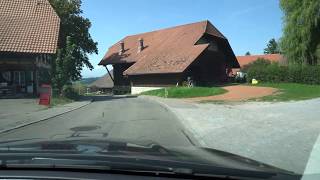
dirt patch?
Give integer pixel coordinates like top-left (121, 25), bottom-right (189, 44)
top-left (186, 85), bottom-right (278, 102)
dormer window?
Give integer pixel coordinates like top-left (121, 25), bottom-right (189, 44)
top-left (196, 35), bottom-right (218, 52)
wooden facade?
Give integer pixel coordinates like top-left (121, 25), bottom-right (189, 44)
top-left (0, 0), bottom-right (60, 97)
top-left (127, 50), bottom-right (228, 87)
top-left (0, 53), bottom-right (51, 96)
top-left (129, 73), bottom-right (183, 87)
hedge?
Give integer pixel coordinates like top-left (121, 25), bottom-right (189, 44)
top-left (245, 59), bottom-right (320, 85)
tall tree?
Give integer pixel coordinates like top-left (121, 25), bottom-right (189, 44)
top-left (264, 38), bottom-right (280, 54)
top-left (280, 0), bottom-right (320, 65)
top-left (49, 0), bottom-right (98, 93)
top-left (245, 51), bottom-right (251, 56)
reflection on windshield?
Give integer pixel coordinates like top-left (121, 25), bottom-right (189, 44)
top-left (0, 0), bottom-right (319, 179)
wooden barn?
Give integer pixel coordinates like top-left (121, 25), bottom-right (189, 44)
top-left (0, 0), bottom-right (60, 97)
top-left (99, 20), bottom-right (240, 94)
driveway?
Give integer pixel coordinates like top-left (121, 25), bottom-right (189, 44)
top-left (144, 96), bottom-right (320, 174)
top-left (187, 85), bottom-right (278, 102)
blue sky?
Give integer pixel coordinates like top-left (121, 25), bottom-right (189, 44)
top-left (81, 0), bottom-right (283, 78)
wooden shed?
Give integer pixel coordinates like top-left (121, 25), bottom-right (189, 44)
top-left (0, 0), bottom-right (60, 97)
top-left (99, 20), bottom-right (240, 94)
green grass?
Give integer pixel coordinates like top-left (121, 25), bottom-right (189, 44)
top-left (253, 83), bottom-right (320, 101)
top-left (50, 96), bottom-right (74, 107)
top-left (141, 87), bottom-right (227, 98)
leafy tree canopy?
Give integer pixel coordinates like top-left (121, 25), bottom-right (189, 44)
top-left (49, 0), bottom-right (98, 92)
top-left (245, 51), bottom-right (251, 56)
top-left (280, 0), bottom-right (320, 65)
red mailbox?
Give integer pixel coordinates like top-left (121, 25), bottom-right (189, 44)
top-left (39, 84), bottom-right (51, 106)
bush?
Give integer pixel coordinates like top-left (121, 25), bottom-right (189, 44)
top-left (287, 65), bottom-right (302, 83)
top-left (62, 85), bottom-right (79, 99)
top-left (242, 58), bottom-right (271, 73)
top-left (246, 60), bottom-right (320, 84)
top-left (72, 82), bottom-right (87, 95)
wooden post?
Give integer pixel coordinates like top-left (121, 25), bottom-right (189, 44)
top-left (105, 65), bottom-right (114, 82)
top-left (33, 70), bottom-right (37, 96)
top-left (24, 71), bottom-right (27, 93)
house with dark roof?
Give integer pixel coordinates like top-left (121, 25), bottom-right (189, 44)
top-left (89, 71), bottom-right (114, 94)
top-left (99, 20), bottom-right (240, 94)
top-left (0, 0), bottom-right (60, 96)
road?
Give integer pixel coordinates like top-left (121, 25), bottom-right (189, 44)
top-left (0, 96), bottom-right (194, 148)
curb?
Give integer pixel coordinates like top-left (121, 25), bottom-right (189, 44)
top-left (139, 96), bottom-right (203, 147)
top-left (0, 100), bottom-right (93, 134)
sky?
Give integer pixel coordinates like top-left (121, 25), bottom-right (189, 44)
top-left (81, 0), bottom-right (283, 78)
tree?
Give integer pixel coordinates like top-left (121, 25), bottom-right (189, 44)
top-left (49, 0), bottom-right (98, 93)
top-left (52, 37), bottom-right (77, 92)
top-left (264, 38), bottom-right (280, 54)
top-left (245, 51), bottom-right (251, 56)
top-left (280, 0), bottom-right (320, 65)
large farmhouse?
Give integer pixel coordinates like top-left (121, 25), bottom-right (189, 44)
top-left (99, 20), bottom-right (240, 94)
top-left (0, 0), bottom-right (60, 96)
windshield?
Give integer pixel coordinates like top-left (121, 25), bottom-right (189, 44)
top-left (0, 0), bottom-right (319, 179)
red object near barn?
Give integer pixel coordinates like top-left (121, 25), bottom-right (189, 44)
top-left (39, 84), bottom-right (51, 106)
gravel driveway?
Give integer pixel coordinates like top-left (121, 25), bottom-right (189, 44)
top-left (143, 96), bottom-right (320, 174)
top-left (187, 85), bottom-right (278, 102)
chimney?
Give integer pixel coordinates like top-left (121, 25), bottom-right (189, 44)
top-left (138, 38), bottom-right (144, 53)
top-left (119, 41), bottom-right (125, 55)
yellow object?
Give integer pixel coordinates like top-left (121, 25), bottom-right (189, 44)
top-left (252, 79), bottom-right (259, 85)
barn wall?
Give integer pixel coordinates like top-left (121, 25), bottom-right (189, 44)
top-left (131, 87), bottom-right (163, 94)
top-left (185, 50), bottom-right (227, 86)
top-left (129, 73), bottom-right (183, 87)
top-left (0, 53), bottom-right (52, 95)
top-left (113, 63), bottom-right (133, 87)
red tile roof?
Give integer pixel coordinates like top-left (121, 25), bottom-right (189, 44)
top-left (236, 54), bottom-right (284, 67)
top-left (99, 20), bottom-right (238, 75)
top-left (228, 54), bottom-right (285, 76)
top-left (0, 0), bottom-right (60, 54)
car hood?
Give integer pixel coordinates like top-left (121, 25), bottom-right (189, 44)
top-left (0, 136), bottom-right (296, 176)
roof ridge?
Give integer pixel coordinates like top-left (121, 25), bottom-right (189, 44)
top-left (237, 54), bottom-right (281, 57)
top-left (204, 20), bottom-right (209, 34)
top-left (204, 20), bottom-right (226, 39)
top-left (126, 20), bottom-right (208, 38)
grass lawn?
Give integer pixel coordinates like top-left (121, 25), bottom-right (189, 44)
top-left (141, 87), bottom-right (227, 98)
top-left (50, 96), bottom-right (74, 107)
top-left (254, 83), bottom-right (320, 101)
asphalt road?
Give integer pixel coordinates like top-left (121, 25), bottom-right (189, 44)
top-left (0, 96), bottom-right (194, 148)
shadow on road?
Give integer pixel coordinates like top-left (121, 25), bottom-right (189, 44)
top-left (79, 95), bottom-right (138, 102)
